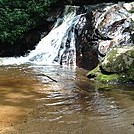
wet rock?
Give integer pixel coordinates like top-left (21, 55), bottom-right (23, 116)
top-left (75, 11), bottom-right (99, 70)
top-left (75, 3), bottom-right (132, 70)
top-left (96, 4), bottom-right (132, 56)
top-left (124, 2), bottom-right (134, 43)
top-left (87, 46), bottom-right (134, 83)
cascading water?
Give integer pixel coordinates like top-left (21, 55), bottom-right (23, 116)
top-left (0, 6), bottom-right (82, 66)
top-left (27, 6), bottom-right (82, 65)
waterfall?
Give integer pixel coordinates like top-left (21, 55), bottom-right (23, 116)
top-left (0, 6), bottom-right (82, 65)
top-left (0, 3), bottom-right (132, 68)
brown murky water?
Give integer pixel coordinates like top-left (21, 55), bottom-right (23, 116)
top-left (0, 64), bottom-right (134, 134)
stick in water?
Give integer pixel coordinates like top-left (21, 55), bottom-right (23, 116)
top-left (37, 74), bottom-right (57, 82)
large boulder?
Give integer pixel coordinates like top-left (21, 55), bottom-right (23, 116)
top-left (101, 47), bottom-right (134, 72)
top-left (75, 3), bottom-right (132, 70)
top-left (87, 46), bottom-right (134, 83)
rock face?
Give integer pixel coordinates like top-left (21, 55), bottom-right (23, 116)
top-left (86, 2), bottom-right (134, 83)
top-left (75, 11), bottom-right (99, 70)
top-left (95, 4), bottom-right (132, 56)
top-left (87, 46), bottom-right (134, 83)
top-left (75, 3), bottom-right (132, 69)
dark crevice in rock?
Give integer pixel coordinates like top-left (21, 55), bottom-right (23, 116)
top-left (99, 66), bottom-right (115, 75)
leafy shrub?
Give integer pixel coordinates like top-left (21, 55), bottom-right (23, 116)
top-left (0, 0), bottom-right (57, 44)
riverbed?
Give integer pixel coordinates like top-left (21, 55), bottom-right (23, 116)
top-left (0, 64), bottom-right (134, 134)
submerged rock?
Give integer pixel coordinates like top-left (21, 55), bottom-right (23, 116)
top-left (87, 46), bottom-right (134, 83)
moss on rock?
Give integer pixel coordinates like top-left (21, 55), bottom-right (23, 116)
top-left (87, 46), bottom-right (134, 83)
top-left (101, 47), bottom-right (134, 73)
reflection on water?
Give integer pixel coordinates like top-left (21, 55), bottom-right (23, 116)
top-left (0, 65), bottom-right (134, 134)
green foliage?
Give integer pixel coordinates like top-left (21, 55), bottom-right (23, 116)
top-left (0, 0), bottom-right (57, 44)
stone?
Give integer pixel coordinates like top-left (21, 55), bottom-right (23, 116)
top-left (87, 46), bottom-right (134, 83)
top-left (95, 4), bottom-right (132, 56)
top-left (101, 46), bottom-right (134, 73)
top-left (75, 3), bottom-right (132, 70)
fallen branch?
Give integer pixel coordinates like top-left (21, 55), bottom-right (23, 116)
top-left (37, 74), bottom-right (57, 82)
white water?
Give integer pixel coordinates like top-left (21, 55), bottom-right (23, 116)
top-left (0, 6), bottom-right (81, 66)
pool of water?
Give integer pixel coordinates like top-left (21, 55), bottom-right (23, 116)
top-left (0, 64), bottom-right (134, 134)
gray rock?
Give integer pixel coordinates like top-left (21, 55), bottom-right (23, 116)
top-left (101, 46), bottom-right (134, 73)
top-left (87, 46), bottom-right (134, 83)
